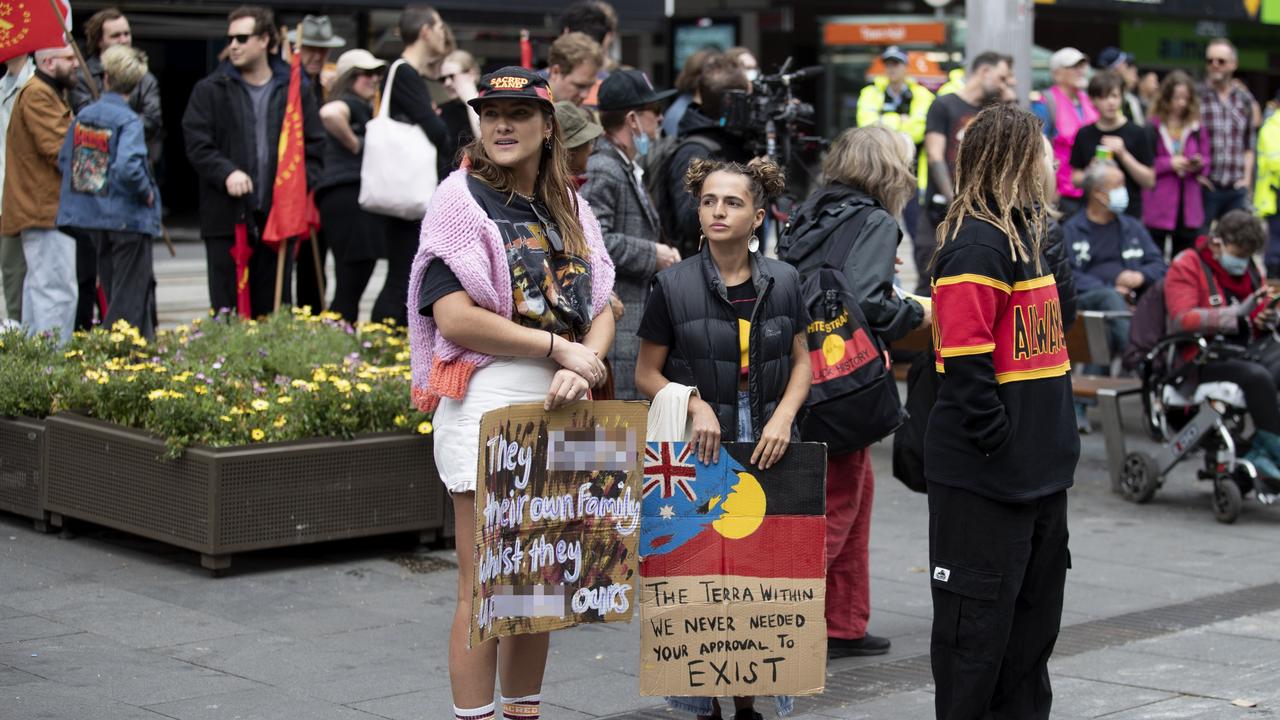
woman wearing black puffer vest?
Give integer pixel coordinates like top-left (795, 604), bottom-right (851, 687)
top-left (634, 156), bottom-right (811, 720)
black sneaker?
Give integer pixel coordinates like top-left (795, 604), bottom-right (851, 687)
top-left (732, 710), bottom-right (763, 720)
top-left (828, 633), bottom-right (891, 658)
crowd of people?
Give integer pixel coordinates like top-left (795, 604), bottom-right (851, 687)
top-left (3, 3), bottom-right (1280, 719)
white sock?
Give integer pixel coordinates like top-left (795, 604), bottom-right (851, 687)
top-left (454, 703), bottom-right (495, 720)
top-left (500, 693), bottom-right (541, 719)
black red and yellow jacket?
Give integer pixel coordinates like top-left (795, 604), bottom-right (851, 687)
top-left (925, 217), bottom-right (1079, 501)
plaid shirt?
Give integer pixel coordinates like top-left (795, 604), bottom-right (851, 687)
top-left (1200, 82), bottom-right (1258, 186)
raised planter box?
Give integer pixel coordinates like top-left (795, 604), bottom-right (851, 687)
top-left (0, 417), bottom-right (50, 530)
top-left (43, 414), bottom-right (443, 573)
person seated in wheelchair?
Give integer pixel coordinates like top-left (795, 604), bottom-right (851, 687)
top-left (1164, 209), bottom-right (1280, 486)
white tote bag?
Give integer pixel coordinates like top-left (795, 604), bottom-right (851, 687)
top-left (359, 59), bottom-right (438, 220)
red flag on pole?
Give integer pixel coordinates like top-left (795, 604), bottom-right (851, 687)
top-left (261, 47), bottom-right (309, 250)
top-left (0, 0), bottom-right (73, 64)
top-left (520, 29), bottom-right (533, 70)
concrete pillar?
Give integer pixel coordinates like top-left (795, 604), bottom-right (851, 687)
top-left (964, 0), bottom-right (1034, 105)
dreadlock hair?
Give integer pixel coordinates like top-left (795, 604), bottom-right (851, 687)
top-left (937, 103), bottom-right (1050, 272)
top-left (684, 157), bottom-right (786, 211)
top-left (463, 105), bottom-right (588, 257)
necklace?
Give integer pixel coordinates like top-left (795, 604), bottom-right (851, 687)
top-left (512, 189), bottom-right (535, 203)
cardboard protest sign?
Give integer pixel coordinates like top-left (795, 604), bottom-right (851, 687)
top-left (470, 401), bottom-right (648, 646)
top-left (639, 442), bottom-right (827, 697)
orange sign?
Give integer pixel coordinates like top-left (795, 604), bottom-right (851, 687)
top-left (824, 22), bottom-right (946, 47)
top-left (865, 53), bottom-right (946, 83)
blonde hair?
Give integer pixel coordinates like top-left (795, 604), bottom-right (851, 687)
top-left (821, 126), bottom-right (916, 217)
top-left (463, 107), bottom-right (588, 257)
top-left (938, 104), bottom-right (1050, 271)
top-left (444, 49), bottom-right (475, 73)
top-left (101, 45), bottom-right (148, 95)
top-left (548, 31), bottom-right (603, 74)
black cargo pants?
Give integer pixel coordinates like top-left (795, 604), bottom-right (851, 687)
top-left (927, 482), bottom-right (1070, 720)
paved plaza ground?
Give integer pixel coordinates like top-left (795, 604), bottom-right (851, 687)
top-left (3, 242), bottom-right (1280, 719)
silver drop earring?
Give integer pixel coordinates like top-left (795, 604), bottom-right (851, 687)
top-left (698, 234), bottom-right (706, 251)
top-left (748, 234), bottom-right (760, 253)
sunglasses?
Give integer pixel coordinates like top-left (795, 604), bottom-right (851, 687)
top-left (528, 200), bottom-right (564, 253)
top-left (227, 34), bottom-right (259, 45)
top-left (1206, 57), bottom-right (1230, 66)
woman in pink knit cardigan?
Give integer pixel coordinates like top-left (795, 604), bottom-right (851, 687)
top-left (407, 67), bottom-right (616, 720)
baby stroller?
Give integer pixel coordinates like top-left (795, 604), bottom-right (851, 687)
top-left (1119, 334), bottom-right (1279, 523)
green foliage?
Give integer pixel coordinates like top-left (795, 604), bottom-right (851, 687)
top-left (0, 310), bottom-right (430, 456)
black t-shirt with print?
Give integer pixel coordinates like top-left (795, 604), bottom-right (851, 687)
top-left (639, 279), bottom-right (762, 375)
top-left (417, 176), bottom-right (594, 339)
top-left (1069, 121), bottom-right (1155, 219)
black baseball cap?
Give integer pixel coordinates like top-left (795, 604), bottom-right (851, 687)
top-left (597, 69), bottom-right (678, 112)
top-left (468, 66), bottom-right (555, 111)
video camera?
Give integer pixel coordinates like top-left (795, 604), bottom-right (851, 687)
top-left (720, 58), bottom-right (824, 165)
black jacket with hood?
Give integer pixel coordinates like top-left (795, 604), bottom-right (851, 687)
top-left (182, 56), bottom-right (325, 238)
top-left (662, 106), bottom-right (751, 257)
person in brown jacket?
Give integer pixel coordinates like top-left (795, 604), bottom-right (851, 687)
top-left (1, 46), bottom-right (79, 341)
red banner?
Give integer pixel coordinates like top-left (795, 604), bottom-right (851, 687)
top-left (0, 0), bottom-right (73, 64)
top-left (261, 49), bottom-right (308, 249)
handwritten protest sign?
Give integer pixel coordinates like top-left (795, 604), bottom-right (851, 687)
top-left (639, 441), bottom-right (827, 696)
top-left (470, 401), bottom-right (648, 646)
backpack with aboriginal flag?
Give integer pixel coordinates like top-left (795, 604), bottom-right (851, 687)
top-left (780, 201), bottom-right (907, 456)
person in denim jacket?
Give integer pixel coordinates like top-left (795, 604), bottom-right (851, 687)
top-left (56, 45), bottom-right (160, 338)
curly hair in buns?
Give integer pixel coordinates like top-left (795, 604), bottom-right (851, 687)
top-left (684, 157), bottom-right (785, 210)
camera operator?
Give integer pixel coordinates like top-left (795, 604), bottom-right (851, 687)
top-left (656, 57), bottom-right (752, 258)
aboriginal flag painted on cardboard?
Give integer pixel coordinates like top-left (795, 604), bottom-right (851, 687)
top-left (639, 441), bottom-right (826, 579)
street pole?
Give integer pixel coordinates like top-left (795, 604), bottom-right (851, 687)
top-left (964, 0), bottom-right (1034, 106)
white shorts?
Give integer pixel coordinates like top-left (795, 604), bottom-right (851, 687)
top-left (432, 357), bottom-right (559, 493)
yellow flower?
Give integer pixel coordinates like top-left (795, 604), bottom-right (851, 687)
top-left (341, 402), bottom-right (352, 411)
top-left (333, 379), bottom-right (352, 394)
top-left (276, 395), bottom-right (292, 404)
top-left (251, 399), bottom-right (271, 412)
top-left (193, 385), bottom-right (208, 395)
top-left (272, 416), bottom-right (287, 428)
top-left (417, 421), bottom-right (433, 435)
top-left (97, 376), bottom-right (109, 384)
top-left (219, 415), bottom-right (232, 423)
top-left (312, 369), bottom-right (328, 383)
top-left (291, 379), bottom-right (312, 390)
top-left (251, 428), bottom-right (266, 441)
top-left (148, 389), bottom-right (167, 401)
top-left (394, 414), bottom-right (407, 427)
top-left (63, 349), bottom-right (82, 359)
top-left (108, 332), bottom-right (126, 343)
top-left (131, 337), bottom-right (147, 348)
top-left (125, 375), bottom-right (136, 383)
top-left (355, 382), bottom-right (372, 393)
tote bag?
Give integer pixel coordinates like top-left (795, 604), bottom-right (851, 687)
top-left (359, 59), bottom-right (438, 220)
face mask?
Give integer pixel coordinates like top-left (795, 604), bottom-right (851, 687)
top-left (1219, 252), bottom-right (1251, 276)
top-left (633, 126), bottom-right (651, 157)
top-left (1106, 186), bottom-right (1129, 215)
top-left (744, 69), bottom-right (759, 83)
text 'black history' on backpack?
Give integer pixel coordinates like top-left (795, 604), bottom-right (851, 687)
top-left (781, 200), bottom-right (907, 456)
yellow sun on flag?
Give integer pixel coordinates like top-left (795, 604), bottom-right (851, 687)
top-left (712, 471), bottom-right (767, 539)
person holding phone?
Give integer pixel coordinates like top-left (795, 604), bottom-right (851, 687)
top-left (1145, 71), bottom-right (1211, 258)
top-left (1164, 210), bottom-right (1280, 485)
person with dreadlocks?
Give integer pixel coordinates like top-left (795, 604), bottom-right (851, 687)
top-left (925, 103), bottom-right (1079, 720)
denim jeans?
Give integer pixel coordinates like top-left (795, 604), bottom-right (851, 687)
top-left (1076, 287), bottom-right (1130, 376)
top-left (1201, 184), bottom-right (1249, 232)
top-left (20, 227), bottom-right (78, 342)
